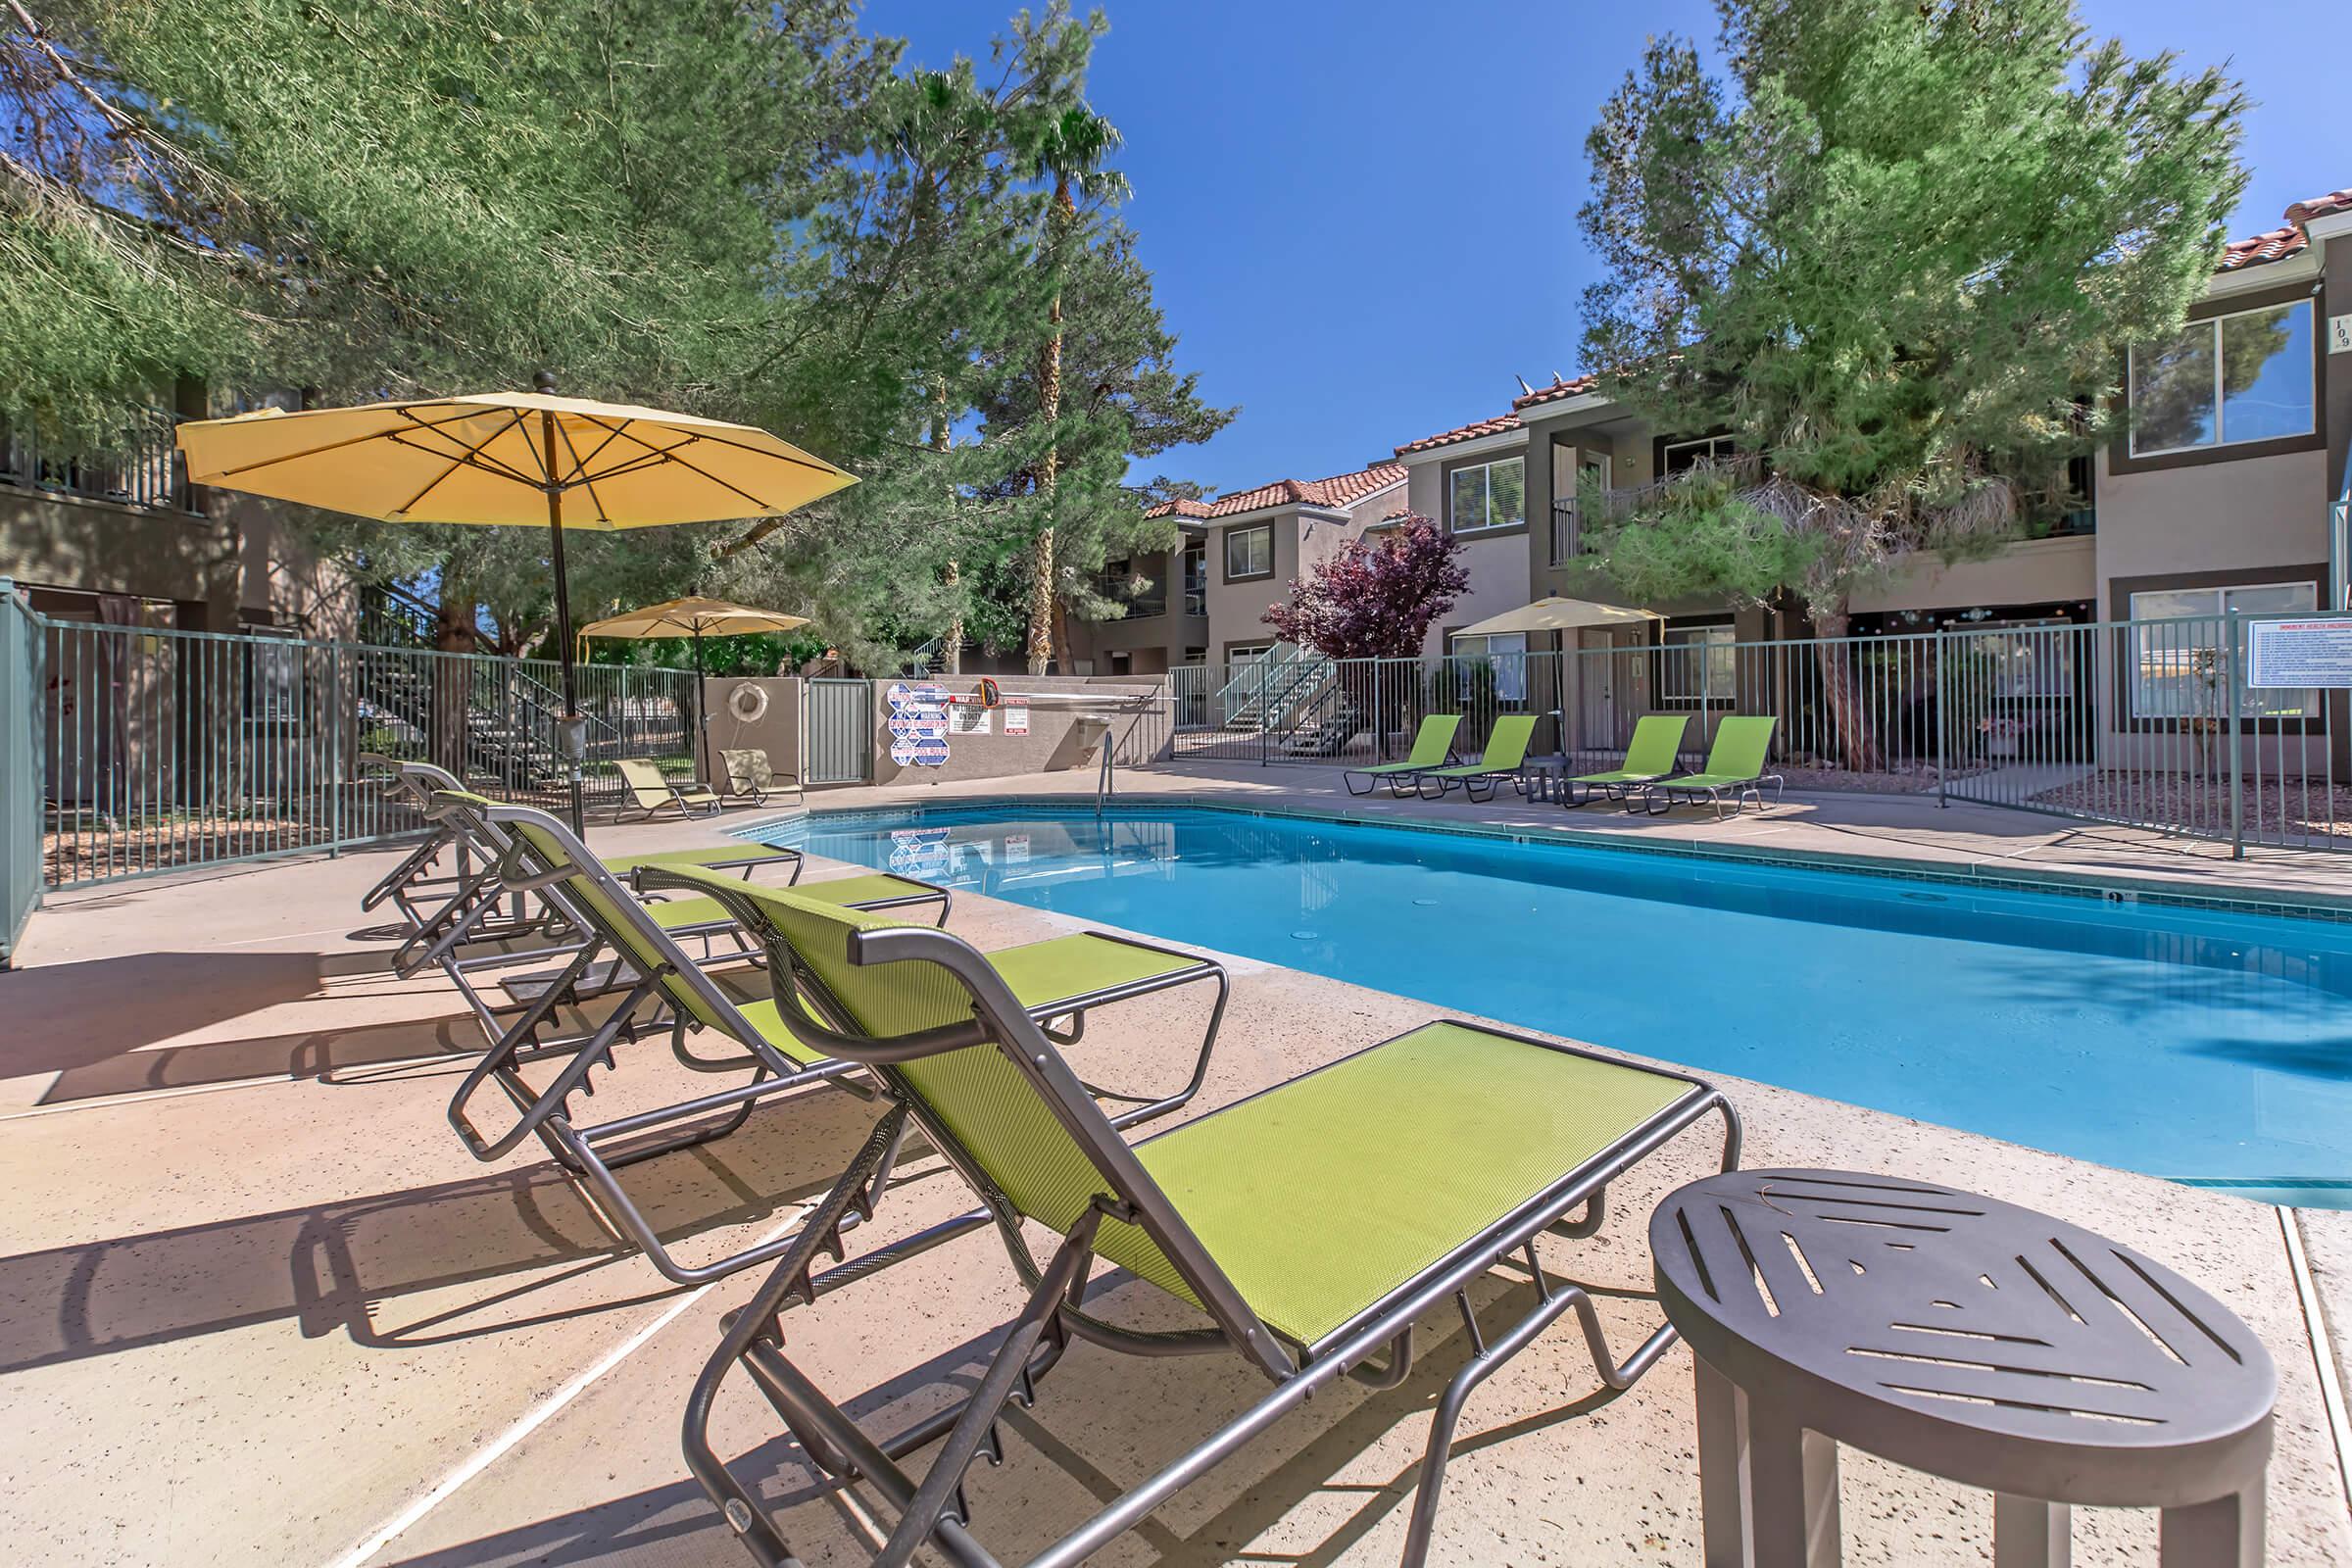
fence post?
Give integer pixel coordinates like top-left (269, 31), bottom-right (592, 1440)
top-left (1934, 628), bottom-right (1948, 808)
top-left (2226, 611), bottom-right (2244, 858)
top-left (1258, 657), bottom-right (1269, 766)
top-left (326, 642), bottom-right (343, 857)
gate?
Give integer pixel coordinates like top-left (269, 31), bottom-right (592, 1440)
top-left (806, 678), bottom-right (872, 785)
top-left (1, 581), bottom-right (38, 963)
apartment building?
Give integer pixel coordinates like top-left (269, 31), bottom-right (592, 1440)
top-left (1068, 461), bottom-right (1406, 673)
top-left (1362, 183), bottom-right (2352, 688)
top-left (1, 388), bottom-right (351, 637)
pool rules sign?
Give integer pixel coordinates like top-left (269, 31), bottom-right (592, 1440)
top-left (2247, 616), bottom-right (2352, 689)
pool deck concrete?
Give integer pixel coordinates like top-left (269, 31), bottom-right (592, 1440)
top-left (3, 771), bottom-right (2349, 1566)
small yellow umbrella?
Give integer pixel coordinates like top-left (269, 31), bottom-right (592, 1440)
top-left (1453, 596), bottom-right (1662, 637)
top-left (175, 374), bottom-right (855, 829)
top-left (576, 597), bottom-right (810, 765)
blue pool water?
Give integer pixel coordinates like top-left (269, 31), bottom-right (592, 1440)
top-left (745, 804), bottom-right (2352, 1204)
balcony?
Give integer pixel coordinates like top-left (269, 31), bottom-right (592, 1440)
top-left (1548, 500), bottom-right (1584, 564)
top-left (1097, 570), bottom-right (1168, 619)
top-left (1, 409), bottom-right (199, 515)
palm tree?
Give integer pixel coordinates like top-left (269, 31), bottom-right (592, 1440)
top-left (1020, 104), bottom-right (1127, 675)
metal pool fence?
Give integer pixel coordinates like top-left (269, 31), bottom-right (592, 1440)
top-left (1166, 614), bottom-right (2346, 856)
top-left (6, 595), bottom-right (699, 895)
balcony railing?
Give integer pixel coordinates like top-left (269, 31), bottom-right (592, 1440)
top-left (0, 409), bottom-right (198, 514)
top-left (1097, 571), bottom-right (1168, 619)
top-left (1549, 500), bottom-right (1583, 564)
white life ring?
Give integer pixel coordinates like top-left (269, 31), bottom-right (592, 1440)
top-left (729, 683), bottom-right (770, 723)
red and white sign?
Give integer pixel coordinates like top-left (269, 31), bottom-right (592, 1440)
top-left (1002, 702), bottom-right (1030, 736)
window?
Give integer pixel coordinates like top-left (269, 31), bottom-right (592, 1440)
top-left (1181, 540), bottom-right (1206, 614)
top-left (1448, 631), bottom-right (1528, 704)
top-left (1447, 457), bottom-right (1525, 534)
top-left (1226, 642), bottom-right (1271, 663)
top-left (1660, 623), bottom-right (1737, 703)
top-left (2127, 581), bottom-right (2318, 718)
top-left (1224, 523), bottom-right (1272, 579)
top-left (1662, 435), bottom-right (1739, 474)
top-left (2128, 301), bottom-right (2315, 457)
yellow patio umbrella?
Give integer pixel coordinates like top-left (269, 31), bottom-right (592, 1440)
top-left (575, 596), bottom-right (810, 766)
top-left (174, 373), bottom-right (855, 830)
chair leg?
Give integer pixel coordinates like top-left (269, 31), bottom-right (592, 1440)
top-left (1994, 1494), bottom-right (2071, 1568)
top-left (2160, 1486), bottom-right (2262, 1567)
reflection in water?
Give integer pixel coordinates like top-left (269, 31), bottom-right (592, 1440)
top-left (762, 806), bottom-right (2352, 1197)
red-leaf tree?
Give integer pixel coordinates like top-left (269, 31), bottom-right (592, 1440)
top-left (1263, 517), bottom-right (1469, 660)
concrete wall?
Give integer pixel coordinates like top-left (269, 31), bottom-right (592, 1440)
top-left (698, 675), bottom-right (802, 785)
top-left (866, 676), bottom-right (1170, 790)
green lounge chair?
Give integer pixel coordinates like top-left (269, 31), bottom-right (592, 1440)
top-left (437, 799), bottom-right (1229, 1286)
top-left (1639, 714), bottom-right (1784, 818)
top-left (1559, 713), bottom-right (1690, 808)
top-left (664, 867), bottom-right (1739, 1568)
top-left (382, 761), bottom-right (843, 977)
top-left (615, 757), bottom-right (723, 820)
top-left (405, 786), bottom-right (952, 1065)
top-left (1412, 711), bottom-right (1539, 802)
top-left (1341, 713), bottom-right (1461, 797)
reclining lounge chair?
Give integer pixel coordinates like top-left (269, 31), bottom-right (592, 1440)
top-left (1638, 715), bottom-right (1784, 819)
top-left (616, 757), bottom-right (724, 820)
top-left (665, 868), bottom-right (1740, 1568)
top-left (440, 803), bottom-right (1230, 1284)
top-left (1558, 713), bottom-right (1690, 808)
top-left (378, 760), bottom-right (844, 979)
top-left (721, 748), bottom-right (803, 808)
top-left (1341, 713), bottom-right (1460, 797)
top-left (1412, 711), bottom-right (1538, 803)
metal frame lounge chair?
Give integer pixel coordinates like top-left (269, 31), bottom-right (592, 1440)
top-left (1341, 713), bottom-right (1461, 797)
top-left (1638, 714), bottom-right (1785, 819)
top-left (720, 748), bottom-right (803, 808)
top-left (1558, 713), bottom-right (1690, 808)
top-left (377, 760), bottom-right (808, 973)
top-left (615, 756), bottom-right (724, 820)
top-left (441, 804), bottom-right (1229, 1286)
top-left (665, 868), bottom-right (1740, 1568)
top-left (1411, 711), bottom-right (1539, 803)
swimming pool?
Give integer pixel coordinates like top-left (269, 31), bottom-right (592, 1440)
top-left (741, 802), bottom-right (2352, 1205)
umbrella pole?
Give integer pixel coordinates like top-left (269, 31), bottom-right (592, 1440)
top-left (541, 401), bottom-right (585, 837)
top-left (693, 626), bottom-right (708, 782)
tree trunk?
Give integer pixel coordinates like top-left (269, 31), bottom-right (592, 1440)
top-left (1024, 174), bottom-right (1071, 677)
top-left (943, 560), bottom-right (962, 676)
top-left (1811, 601), bottom-right (1885, 774)
top-left (429, 582), bottom-right (479, 779)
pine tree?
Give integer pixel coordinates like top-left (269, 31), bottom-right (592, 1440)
top-left (1577, 0), bottom-right (2246, 767)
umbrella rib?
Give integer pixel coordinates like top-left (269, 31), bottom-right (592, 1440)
top-left (191, 404), bottom-right (487, 479)
top-left (384, 419), bottom-right (546, 491)
top-left (560, 426), bottom-right (781, 514)
top-left (390, 409), bottom-right (535, 516)
top-left (571, 411), bottom-right (845, 482)
top-left (549, 414), bottom-right (614, 522)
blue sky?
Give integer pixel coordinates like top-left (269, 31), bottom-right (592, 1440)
top-left (864, 0), bottom-right (2343, 496)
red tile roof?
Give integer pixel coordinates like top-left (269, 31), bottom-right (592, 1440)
top-left (1393, 412), bottom-right (1522, 457)
top-left (1511, 371), bottom-right (1601, 411)
top-left (1144, 496), bottom-right (1213, 519)
top-left (2219, 184), bottom-right (2351, 272)
top-left (1147, 462), bottom-right (1405, 520)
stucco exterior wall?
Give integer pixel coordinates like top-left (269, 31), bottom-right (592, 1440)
top-left (1202, 507), bottom-right (1293, 657)
top-left (2093, 445), bottom-right (2329, 593)
top-left (1848, 535), bottom-right (2097, 615)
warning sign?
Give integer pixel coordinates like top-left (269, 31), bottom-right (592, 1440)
top-left (950, 705), bottom-right (992, 736)
top-left (1002, 702), bottom-right (1030, 736)
top-left (2249, 617), bottom-right (2352, 689)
